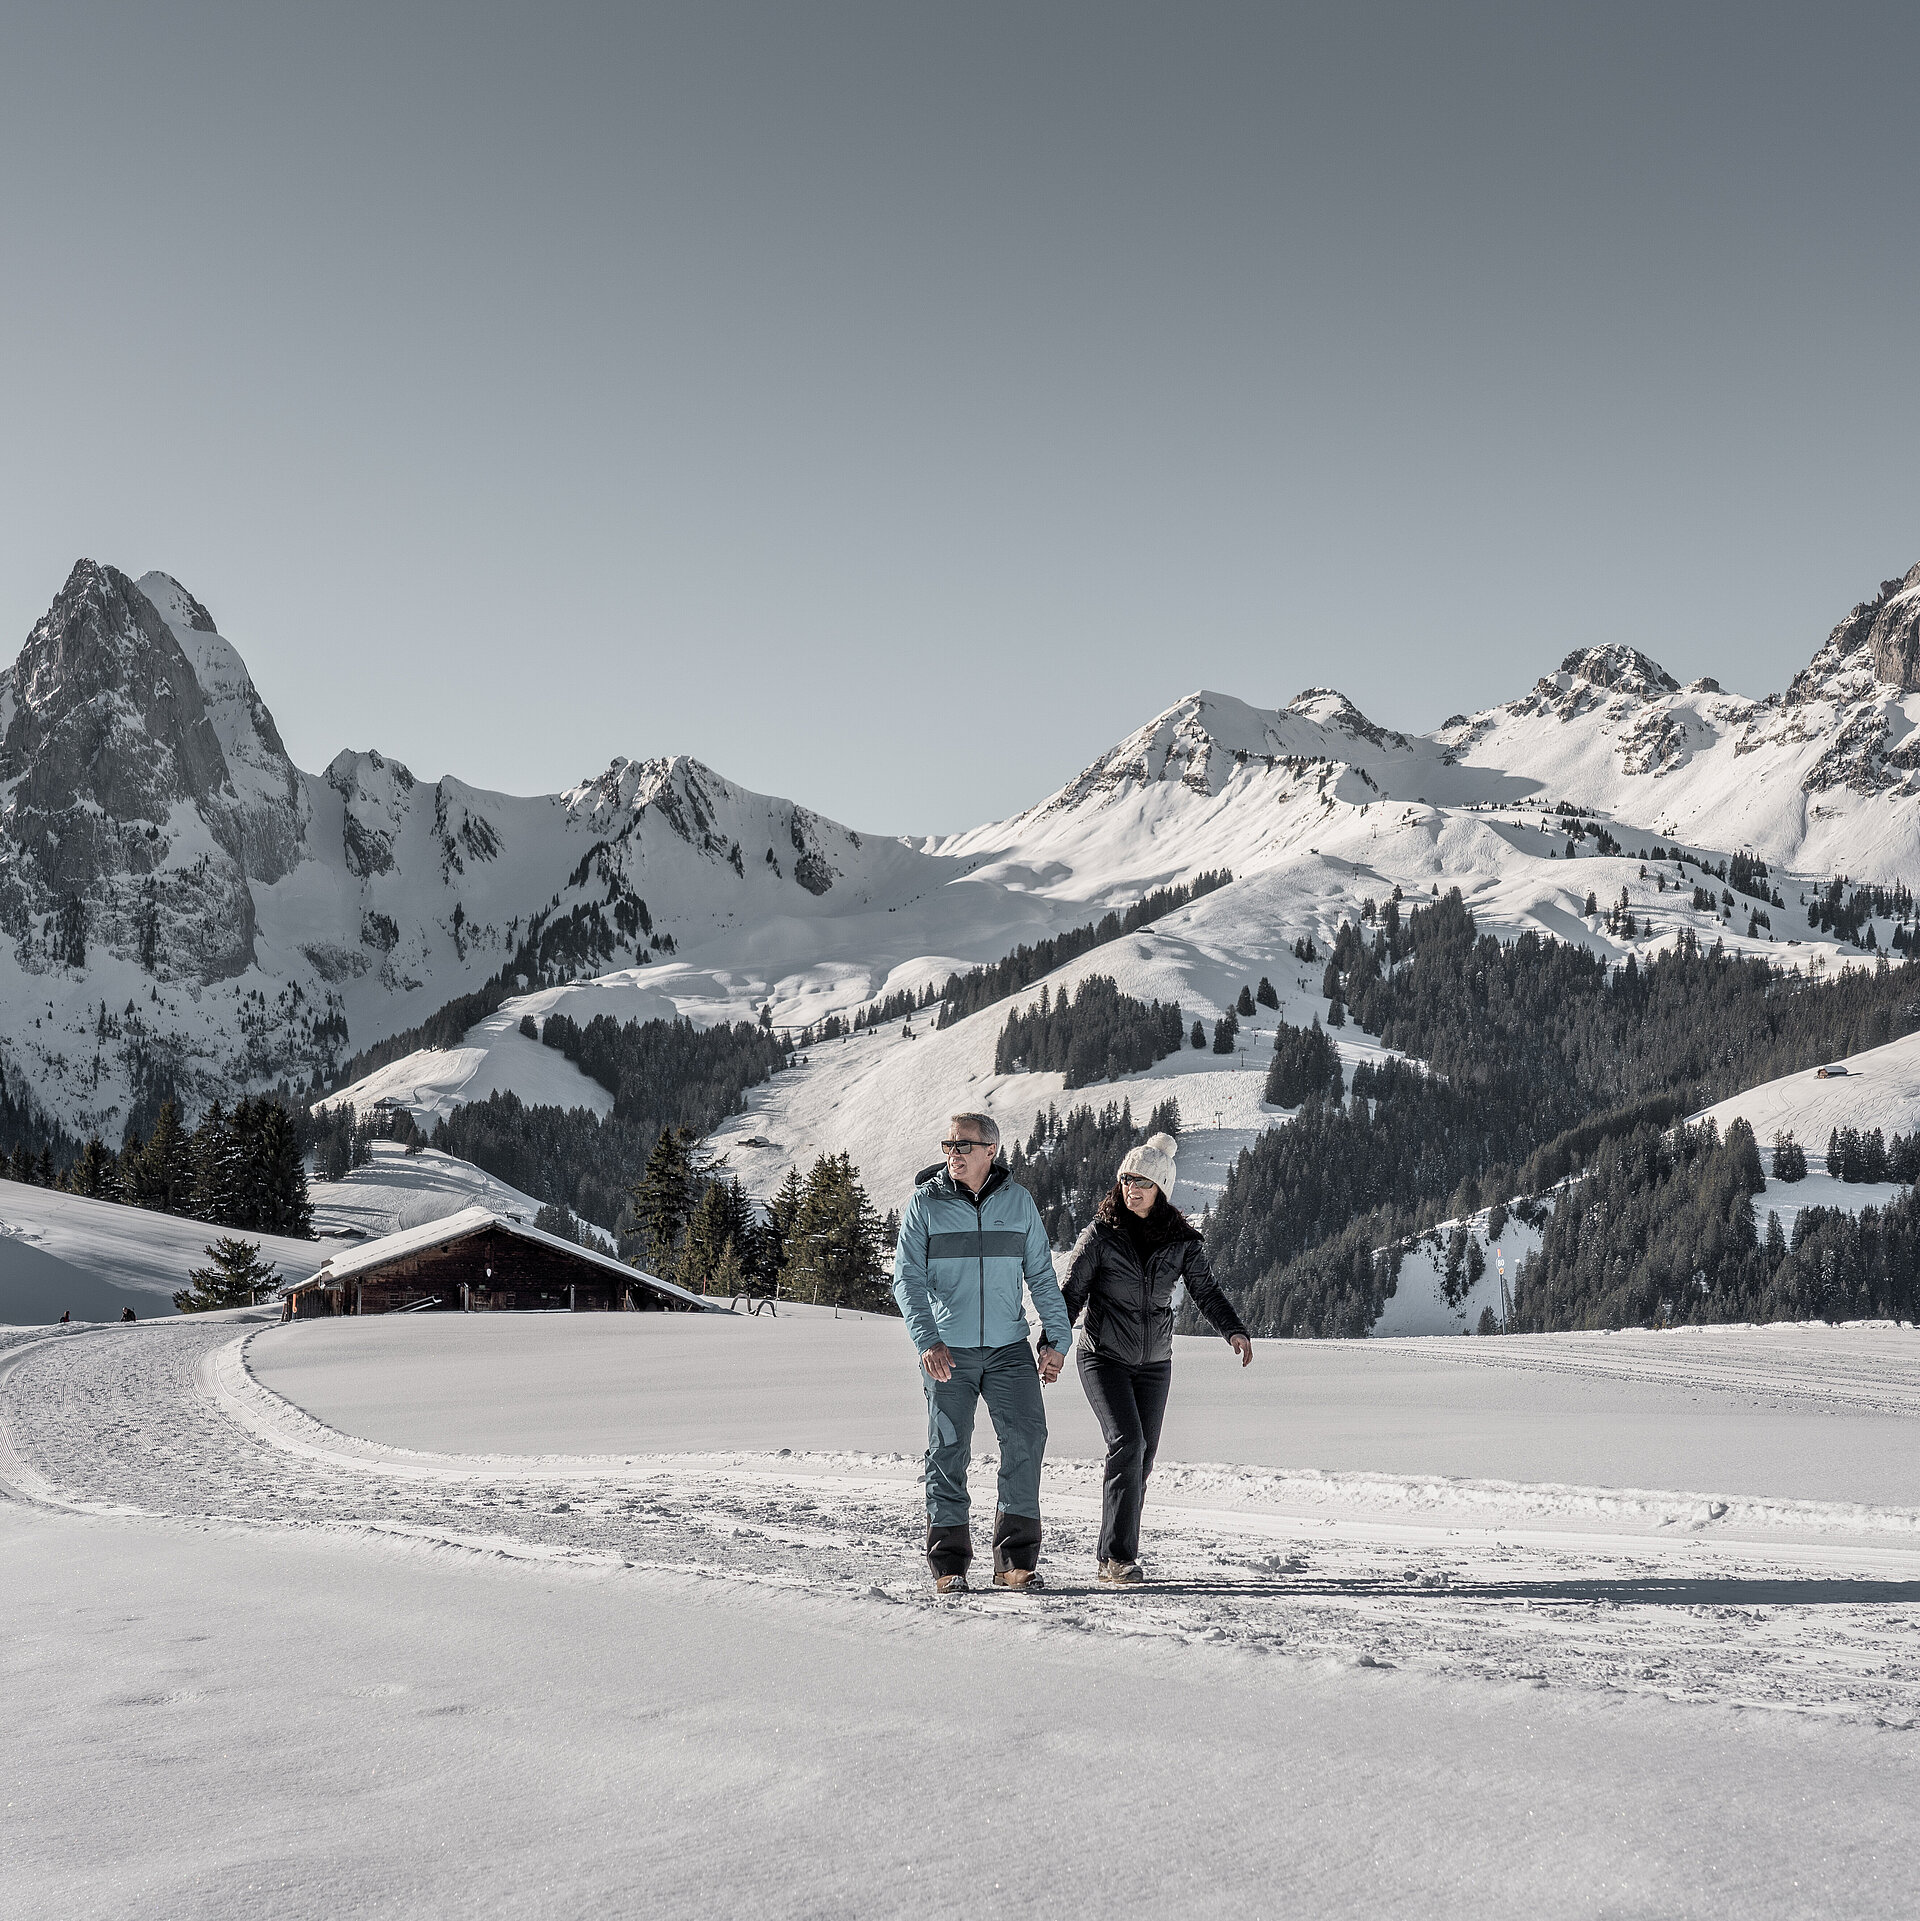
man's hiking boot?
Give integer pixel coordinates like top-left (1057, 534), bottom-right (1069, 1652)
top-left (992, 1568), bottom-right (1043, 1590)
top-left (1098, 1560), bottom-right (1144, 1586)
top-left (934, 1573), bottom-right (970, 1595)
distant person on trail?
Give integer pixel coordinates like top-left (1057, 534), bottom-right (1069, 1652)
top-left (892, 1113), bottom-right (1072, 1594)
top-left (59, 1310), bottom-right (69, 1323)
top-left (120, 1307), bottom-right (136, 1322)
top-left (1063, 1132), bottom-right (1252, 1587)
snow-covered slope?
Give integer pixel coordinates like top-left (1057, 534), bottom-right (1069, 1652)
top-left (1692, 1030), bottom-right (1920, 1158)
top-left (0, 1183), bottom-right (325, 1319)
top-left (701, 879), bottom-right (1401, 1214)
top-left (305, 1139), bottom-right (579, 1243)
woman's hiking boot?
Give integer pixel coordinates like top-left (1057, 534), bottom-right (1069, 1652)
top-left (992, 1568), bottom-right (1044, 1589)
top-left (1098, 1560), bottom-right (1145, 1586)
top-left (934, 1573), bottom-right (970, 1595)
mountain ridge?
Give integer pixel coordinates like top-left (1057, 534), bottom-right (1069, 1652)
top-left (3, 553), bottom-right (1918, 1141)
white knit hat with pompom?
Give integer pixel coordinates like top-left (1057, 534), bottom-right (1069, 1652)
top-left (1117, 1132), bottom-right (1178, 1199)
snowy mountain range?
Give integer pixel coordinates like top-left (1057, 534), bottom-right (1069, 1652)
top-left (4, 555), bottom-right (1919, 1152)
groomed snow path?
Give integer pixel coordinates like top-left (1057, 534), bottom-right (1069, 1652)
top-left (4, 1319), bottom-right (1918, 1918)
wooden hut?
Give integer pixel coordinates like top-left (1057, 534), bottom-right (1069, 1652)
top-left (281, 1207), bottom-right (723, 1318)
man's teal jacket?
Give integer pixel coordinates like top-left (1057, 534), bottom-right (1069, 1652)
top-left (892, 1162), bottom-right (1072, 1357)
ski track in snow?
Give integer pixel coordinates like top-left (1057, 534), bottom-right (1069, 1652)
top-left (1408, 1324), bottom-right (1920, 1416)
top-left (5, 1323), bottom-right (1920, 1731)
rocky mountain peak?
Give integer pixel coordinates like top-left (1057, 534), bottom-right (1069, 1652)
top-left (136, 571), bottom-right (305, 883)
top-left (0, 559), bottom-right (234, 845)
top-left (1286, 688), bottom-right (1407, 750)
top-left (0, 561), bottom-right (297, 982)
top-left (138, 571), bottom-right (218, 633)
top-left (1788, 562), bottom-right (1920, 701)
top-left (1554, 646), bottom-right (1680, 700)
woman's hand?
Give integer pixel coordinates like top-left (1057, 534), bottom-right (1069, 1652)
top-left (1229, 1334), bottom-right (1253, 1368)
top-left (1037, 1344), bottom-right (1064, 1385)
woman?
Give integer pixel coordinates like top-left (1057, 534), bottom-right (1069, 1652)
top-left (1062, 1131), bottom-right (1252, 1586)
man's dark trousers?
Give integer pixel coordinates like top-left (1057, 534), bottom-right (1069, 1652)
top-left (1076, 1350), bottom-right (1173, 1566)
top-left (922, 1341), bottom-right (1047, 1578)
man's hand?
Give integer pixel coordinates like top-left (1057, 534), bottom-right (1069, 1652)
top-left (920, 1343), bottom-right (954, 1382)
top-left (1229, 1334), bottom-right (1253, 1368)
top-left (1037, 1344), bottom-right (1064, 1385)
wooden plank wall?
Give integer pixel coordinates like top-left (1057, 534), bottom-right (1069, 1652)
top-left (292, 1228), bottom-right (697, 1315)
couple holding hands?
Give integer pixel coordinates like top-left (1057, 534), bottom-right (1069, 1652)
top-left (892, 1111), bottom-right (1252, 1593)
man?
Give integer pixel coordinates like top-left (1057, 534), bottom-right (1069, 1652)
top-left (892, 1113), bottom-right (1071, 1593)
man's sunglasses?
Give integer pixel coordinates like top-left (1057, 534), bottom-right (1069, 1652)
top-left (940, 1139), bottom-right (991, 1155)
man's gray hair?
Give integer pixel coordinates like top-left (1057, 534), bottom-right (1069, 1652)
top-left (947, 1112), bottom-right (1000, 1149)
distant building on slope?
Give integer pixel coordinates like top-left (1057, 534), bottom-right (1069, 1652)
top-left (280, 1207), bottom-right (723, 1318)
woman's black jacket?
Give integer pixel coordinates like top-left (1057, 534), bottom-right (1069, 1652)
top-left (1062, 1208), bottom-right (1248, 1366)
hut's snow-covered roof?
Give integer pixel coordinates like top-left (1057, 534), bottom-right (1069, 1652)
top-left (287, 1206), bottom-right (724, 1312)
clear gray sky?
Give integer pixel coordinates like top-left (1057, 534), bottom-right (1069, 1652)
top-left (3, 4), bottom-right (1916, 832)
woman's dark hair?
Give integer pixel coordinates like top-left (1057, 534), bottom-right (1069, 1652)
top-left (1095, 1182), bottom-right (1191, 1233)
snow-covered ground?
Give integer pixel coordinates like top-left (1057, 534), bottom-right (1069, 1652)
top-left (4, 1312), bottom-right (1918, 1917)
top-left (1693, 1028), bottom-right (1920, 1150)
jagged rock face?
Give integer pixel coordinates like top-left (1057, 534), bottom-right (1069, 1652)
top-left (0, 561), bottom-right (261, 979)
top-left (326, 749), bottom-right (414, 877)
top-left (1749, 563), bottom-right (1920, 796)
top-left (1558, 646), bottom-right (1680, 698)
top-left (564, 754), bottom-right (848, 895)
top-left (1500, 647), bottom-right (1683, 745)
top-left (139, 571), bottom-right (307, 882)
top-left (1789, 563), bottom-right (1920, 699)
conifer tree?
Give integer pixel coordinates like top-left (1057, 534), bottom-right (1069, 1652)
top-left (1237, 985), bottom-right (1255, 1017)
top-left (677, 1180), bottom-right (727, 1291)
top-left (709, 1236), bottom-right (749, 1299)
top-left (117, 1130), bottom-right (144, 1196)
top-left (255, 1105), bottom-right (315, 1237)
top-left (534, 1199), bottom-right (590, 1245)
top-left (780, 1153), bottom-right (889, 1311)
top-left (720, 1176), bottom-right (755, 1256)
top-left (1190, 1019), bottom-right (1206, 1049)
top-left (174, 1237), bottom-right (280, 1313)
top-left (69, 1136), bottom-right (116, 1200)
top-left (1265, 1018), bottom-right (1344, 1107)
top-left (1256, 977), bottom-right (1278, 1010)
top-left (190, 1101), bottom-right (238, 1223)
top-left (760, 1165), bottom-right (805, 1293)
top-left (228, 1098), bottom-right (269, 1227)
top-left (629, 1126), bottom-right (698, 1271)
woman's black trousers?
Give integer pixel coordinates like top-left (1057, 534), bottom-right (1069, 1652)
top-left (1076, 1348), bottom-right (1174, 1566)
